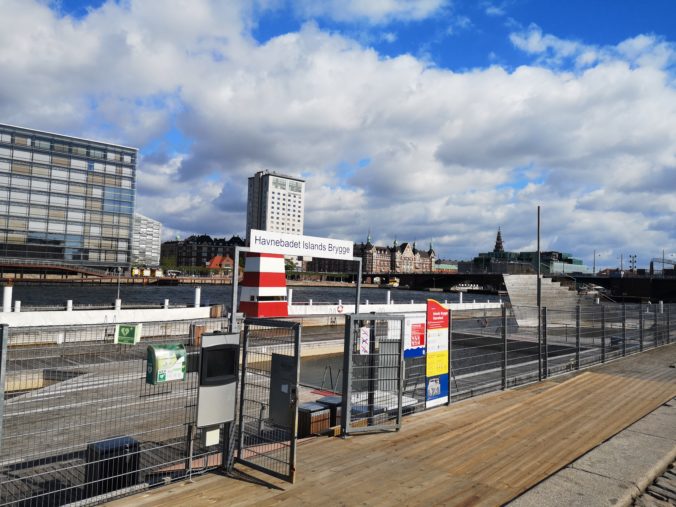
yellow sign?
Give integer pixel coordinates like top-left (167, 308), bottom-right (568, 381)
top-left (427, 350), bottom-right (449, 377)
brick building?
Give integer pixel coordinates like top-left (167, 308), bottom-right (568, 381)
top-left (309, 235), bottom-right (436, 274)
top-left (160, 234), bottom-right (244, 268)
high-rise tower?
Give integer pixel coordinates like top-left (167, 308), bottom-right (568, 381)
top-left (246, 170), bottom-right (305, 244)
top-left (242, 170), bottom-right (305, 318)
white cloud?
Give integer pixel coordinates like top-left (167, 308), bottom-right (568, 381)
top-left (381, 31), bottom-right (397, 43)
top-left (509, 24), bottom-right (586, 66)
top-left (510, 24), bottom-right (676, 71)
top-left (292, 0), bottom-right (448, 24)
top-left (0, 1), bottom-right (674, 265)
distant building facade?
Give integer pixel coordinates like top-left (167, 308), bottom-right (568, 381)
top-left (160, 235), bottom-right (245, 267)
top-left (470, 229), bottom-right (591, 275)
top-left (309, 235), bottom-right (436, 274)
top-left (246, 170), bottom-right (305, 243)
top-left (131, 213), bottom-right (161, 266)
top-left (0, 123), bottom-right (137, 268)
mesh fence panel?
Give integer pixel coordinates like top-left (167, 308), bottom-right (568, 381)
top-left (504, 306), bottom-right (541, 387)
top-left (450, 309), bottom-right (506, 399)
top-left (447, 303), bottom-right (675, 402)
top-left (0, 318), bottom-right (229, 506)
top-left (237, 319), bottom-right (300, 483)
top-left (343, 315), bottom-right (405, 434)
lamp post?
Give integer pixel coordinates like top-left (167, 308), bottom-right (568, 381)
top-left (116, 267), bottom-right (122, 301)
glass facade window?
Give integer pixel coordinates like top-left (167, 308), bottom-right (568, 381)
top-left (71, 158), bottom-right (86, 170)
top-left (34, 152), bottom-right (50, 163)
top-left (34, 139), bottom-right (51, 150)
top-left (0, 123), bottom-right (137, 267)
top-left (32, 165), bottom-right (49, 177)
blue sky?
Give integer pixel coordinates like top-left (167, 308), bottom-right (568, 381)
top-left (2, 0), bottom-right (675, 268)
top-left (253, 0), bottom-right (676, 71)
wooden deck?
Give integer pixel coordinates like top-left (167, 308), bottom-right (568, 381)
top-left (109, 344), bottom-right (676, 506)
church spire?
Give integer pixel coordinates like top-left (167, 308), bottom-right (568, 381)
top-left (494, 227), bottom-right (504, 253)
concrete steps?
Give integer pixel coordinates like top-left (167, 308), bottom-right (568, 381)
top-left (504, 274), bottom-right (596, 326)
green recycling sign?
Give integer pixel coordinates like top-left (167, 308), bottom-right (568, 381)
top-left (114, 323), bottom-right (142, 345)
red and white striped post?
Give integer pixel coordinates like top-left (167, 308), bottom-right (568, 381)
top-left (238, 253), bottom-right (288, 318)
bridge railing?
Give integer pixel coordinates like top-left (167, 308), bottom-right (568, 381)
top-left (0, 257), bottom-right (112, 276)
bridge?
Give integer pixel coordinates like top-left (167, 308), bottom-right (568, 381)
top-left (0, 258), bottom-right (113, 278)
top-left (363, 272), bottom-right (676, 303)
top-left (555, 274), bottom-right (676, 303)
top-left (365, 272), bottom-right (507, 292)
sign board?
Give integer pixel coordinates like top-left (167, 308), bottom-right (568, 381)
top-left (425, 300), bottom-right (450, 408)
top-left (359, 326), bottom-right (370, 355)
top-left (114, 323), bottom-right (142, 345)
top-left (404, 314), bottom-right (426, 358)
top-left (146, 344), bottom-right (187, 384)
top-left (249, 229), bottom-right (353, 260)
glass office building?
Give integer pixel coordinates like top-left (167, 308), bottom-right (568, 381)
top-left (131, 212), bottom-right (162, 267)
top-left (0, 123), bottom-right (137, 268)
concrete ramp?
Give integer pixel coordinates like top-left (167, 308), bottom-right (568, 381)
top-left (504, 274), bottom-right (594, 326)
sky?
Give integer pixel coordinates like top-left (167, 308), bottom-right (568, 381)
top-left (0, 0), bottom-right (675, 270)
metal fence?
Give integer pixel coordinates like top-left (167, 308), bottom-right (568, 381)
top-left (0, 317), bottom-right (230, 506)
top-left (450, 303), bottom-right (674, 401)
top-left (341, 314), bottom-right (406, 435)
top-left (0, 302), bottom-right (673, 503)
top-left (317, 302), bottom-right (676, 437)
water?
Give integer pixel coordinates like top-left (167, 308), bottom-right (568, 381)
top-left (7, 284), bottom-right (501, 307)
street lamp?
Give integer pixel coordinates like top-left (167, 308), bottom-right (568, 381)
top-left (116, 267), bottom-right (122, 300)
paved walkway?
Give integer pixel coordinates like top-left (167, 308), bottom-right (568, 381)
top-left (109, 344), bottom-right (676, 507)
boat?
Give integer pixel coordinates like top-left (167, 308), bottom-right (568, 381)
top-left (380, 277), bottom-right (400, 288)
top-left (448, 283), bottom-right (481, 293)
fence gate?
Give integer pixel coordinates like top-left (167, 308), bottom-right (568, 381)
top-left (236, 318), bottom-right (301, 483)
top-left (341, 314), bottom-right (405, 435)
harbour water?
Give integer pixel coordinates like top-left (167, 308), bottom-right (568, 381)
top-left (7, 284), bottom-right (502, 307)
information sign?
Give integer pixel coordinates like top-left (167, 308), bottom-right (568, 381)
top-left (404, 314), bottom-right (426, 358)
top-left (249, 229), bottom-right (353, 260)
top-left (425, 300), bottom-right (450, 408)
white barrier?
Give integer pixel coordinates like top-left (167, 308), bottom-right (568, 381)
top-left (289, 301), bottom-right (502, 316)
top-left (0, 306), bottom-right (213, 328)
